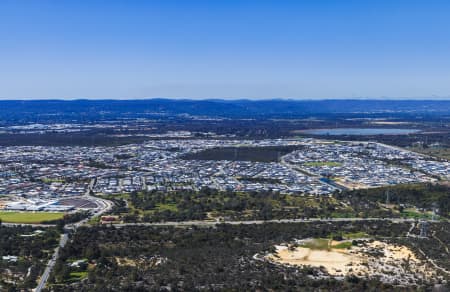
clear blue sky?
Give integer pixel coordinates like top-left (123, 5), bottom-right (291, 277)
top-left (1, 0), bottom-right (450, 99)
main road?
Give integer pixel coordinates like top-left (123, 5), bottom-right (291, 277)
top-left (25, 213), bottom-right (438, 291)
top-left (34, 178), bottom-right (112, 291)
top-left (112, 217), bottom-right (420, 228)
top-left (35, 232), bottom-right (68, 292)
top-left (28, 176), bottom-right (440, 291)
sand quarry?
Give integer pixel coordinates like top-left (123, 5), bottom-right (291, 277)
top-left (266, 239), bottom-right (441, 285)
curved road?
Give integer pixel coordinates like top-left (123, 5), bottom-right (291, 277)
top-left (34, 180), bottom-right (113, 292)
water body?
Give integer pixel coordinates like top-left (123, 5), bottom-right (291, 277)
top-left (302, 128), bottom-right (420, 136)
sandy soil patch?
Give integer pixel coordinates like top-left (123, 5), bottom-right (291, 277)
top-left (266, 239), bottom-right (441, 285)
top-left (115, 256), bottom-right (167, 268)
top-left (270, 245), bottom-right (358, 275)
top-left (334, 178), bottom-right (369, 189)
top-left (115, 257), bottom-right (137, 267)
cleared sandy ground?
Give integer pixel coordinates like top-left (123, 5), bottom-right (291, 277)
top-left (270, 245), bottom-right (358, 274)
top-left (334, 178), bottom-right (369, 190)
top-left (266, 239), bottom-right (441, 285)
top-left (115, 256), bottom-right (167, 268)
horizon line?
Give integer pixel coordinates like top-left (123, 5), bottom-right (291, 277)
top-left (2, 97), bottom-right (450, 102)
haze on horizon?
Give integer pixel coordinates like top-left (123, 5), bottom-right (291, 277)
top-left (1, 0), bottom-right (450, 100)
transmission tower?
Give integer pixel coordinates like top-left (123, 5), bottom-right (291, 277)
top-left (431, 203), bottom-right (438, 221)
top-left (419, 220), bottom-right (428, 238)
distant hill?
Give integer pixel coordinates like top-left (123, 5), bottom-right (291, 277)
top-left (1, 99), bottom-right (450, 123)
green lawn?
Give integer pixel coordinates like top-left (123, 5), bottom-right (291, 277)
top-left (330, 211), bottom-right (357, 218)
top-left (342, 231), bottom-right (369, 239)
top-left (401, 209), bottom-right (433, 219)
top-left (67, 271), bottom-right (89, 282)
top-left (69, 271), bottom-right (88, 280)
top-left (0, 211), bottom-right (64, 223)
top-left (41, 178), bottom-right (65, 184)
top-left (301, 238), bottom-right (331, 250)
top-left (332, 241), bottom-right (353, 249)
top-left (154, 203), bottom-right (178, 212)
top-left (301, 238), bottom-right (355, 250)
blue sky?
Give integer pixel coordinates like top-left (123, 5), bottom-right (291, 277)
top-left (1, 0), bottom-right (450, 99)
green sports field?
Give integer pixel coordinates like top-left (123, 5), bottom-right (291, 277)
top-left (0, 211), bottom-right (64, 223)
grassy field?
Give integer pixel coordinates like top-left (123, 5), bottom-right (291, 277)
top-left (301, 238), bottom-right (331, 250)
top-left (401, 209), bottom-right (433, 219)
top-left (0, 211), bottom-right (64, 223)
top-left (69, 271), bottom-right (88, 281)
top-left (332, 241), bottom-right (353, 249)
top-left (342, 231), bottom-right (369, 239)
top-left (154, 203), bottom-right (178, 212)
top-left (41, 177), bottom-right (66, 184)
top-left (302, 238), bottom-right (354, 250)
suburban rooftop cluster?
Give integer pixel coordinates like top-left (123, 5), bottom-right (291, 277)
top-left (0, 138), bottom-right (448, 212)
top-left (284, 142), bottom-right (435, 189)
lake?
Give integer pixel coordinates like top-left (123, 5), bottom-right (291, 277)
top-left (301, 128), bottom-right (420, 136)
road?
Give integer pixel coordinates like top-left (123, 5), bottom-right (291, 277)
top-left (68, 193), bottom-right (113, 229)
top-left (7, 141), bottom-right (444, 290)
top-left (279, 154), bottom-right (344, 191)
top-left (1, 222), bottom-right (55, 228)
top-left (417, 247), bottom-right (450, 275)
top-left (33, 179), bottom-right (112, 291)
top-left (35, 232), bottom-right (69, 292)
top-left (112, 217), bottom-right (419, 228)
top-left (25, 176), bottom-right (441, 290)
top-left (17, 209), bottom-right (440, 291)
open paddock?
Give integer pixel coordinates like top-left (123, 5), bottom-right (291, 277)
top-left (0, 211), bottom-right (64, 223)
